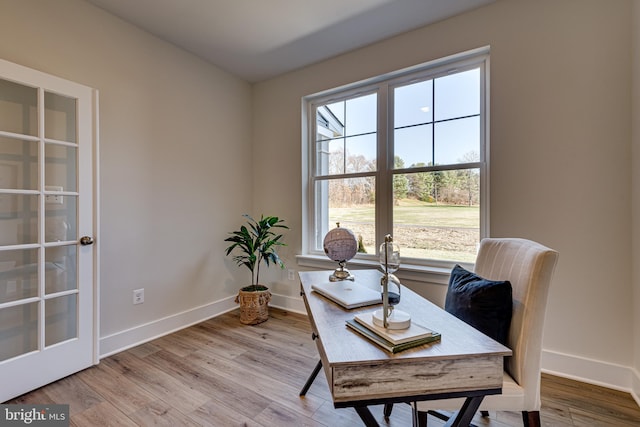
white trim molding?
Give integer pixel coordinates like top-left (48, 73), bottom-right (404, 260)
top-left (270, 292), bottom-right (306, 315)
top-left (99, 292), bottom-right (307, 358)
top-left (542, 349), bottom-right (635, 394)
top-left (100, 296), bottom-right (238, 358)
top-left (632, 368), bottom-right (640, 407)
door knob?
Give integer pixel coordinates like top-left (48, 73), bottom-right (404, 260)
top-left (80, 236), bottom-right (94, 246)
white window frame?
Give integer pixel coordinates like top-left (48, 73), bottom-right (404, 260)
top-left (299, 47), bottom-right (490, 284)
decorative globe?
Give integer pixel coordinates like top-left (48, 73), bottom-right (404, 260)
top-left (323, 223), bottom-right (358, 281)
top-left (323, 225), bottom-right (358, 262)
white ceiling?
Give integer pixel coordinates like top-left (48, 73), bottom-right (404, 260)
top-left (86, 0), bottom-right (494, 82)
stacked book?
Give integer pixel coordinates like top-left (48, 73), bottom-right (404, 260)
top-left (346, 312), bottom-right (441, 353)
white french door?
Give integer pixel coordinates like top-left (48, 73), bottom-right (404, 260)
top-left (0, 59), bottom-right (97, 402)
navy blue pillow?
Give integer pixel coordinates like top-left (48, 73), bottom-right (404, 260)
top-left (445, 264), bottom-right (512, 346)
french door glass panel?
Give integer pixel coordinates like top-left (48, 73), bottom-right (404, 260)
top-left (0, 302), bottom-right (38, 362)
top-left (0, 79), bottom-right (37, 136)
top-left (45, 92), bottom-right (77, 143)
top-left (45, 245), bottom-right (77, 294)
top-left (45, 294), bottom-right (77, 346)
top-left (0, 136), bottom-right (38, 190)
top-left (0, 248), bottom-right (38, 304)
top-left (0, 78), bottom-right (80, 363)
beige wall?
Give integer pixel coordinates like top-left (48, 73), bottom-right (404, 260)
top-left (254, 0), bottom-right (635, 387)
top-left (0, 0), bottom-right (252, 339)
top-left (632, 0), bottom-right (640, 396)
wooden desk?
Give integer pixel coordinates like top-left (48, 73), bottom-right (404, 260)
top-left (299, 269), bottom-right (512, 427)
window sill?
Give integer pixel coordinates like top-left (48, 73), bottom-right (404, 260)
top-left (296, 254), bottom-right (472, 286)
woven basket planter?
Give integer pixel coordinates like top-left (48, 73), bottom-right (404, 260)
top-left (235, 288), bottom-right (272, 325)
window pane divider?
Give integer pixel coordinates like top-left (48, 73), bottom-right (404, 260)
top-left (0, 130), bottom-right (39, 141)
top-left (43, 289), bottom-right (78, 300)
top-left (0, 189), bottom-right (39, 195)
top-left (393, 162), bottom-right (481, 174)
top-left (315, 130), bottom-right (376, 142)
top-left (43, 240), bottom-right (76, 248)
top-left (0, 297), bottom-right (40, 311)
top-left (38, 86), bottom-right (46, 352)
top-left (43, 138), bottom-right (78, 148)
top-left (393, 112), bottom-right (481, 131)
top-left (0, 243), bottom-right (40, 252)
top-left (313, 171), bottom-right (376, 180)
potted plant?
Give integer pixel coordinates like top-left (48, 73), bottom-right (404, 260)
top-left (224, 214), bottom-right (288, 324)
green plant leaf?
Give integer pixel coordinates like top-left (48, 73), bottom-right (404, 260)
top-left (224, 214), bottom-right (288, 287)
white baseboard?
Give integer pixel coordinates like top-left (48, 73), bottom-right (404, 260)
top-left (99, 292), bottom-right (305, 358)
top-left (99, 295), bottom-right (238, 358)
top-left (632, 368), bottom-right (640, 407)
top-left (270, 292), bottom-right (306, 314)
top-left (542, 349), bottom-right (634, 393)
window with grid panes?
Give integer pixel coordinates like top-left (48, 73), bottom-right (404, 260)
top-left (303, 48), bottom-right (489, 268)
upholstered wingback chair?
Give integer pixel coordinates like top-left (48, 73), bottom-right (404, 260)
top-left (399, 238), bottom-right (559, 427)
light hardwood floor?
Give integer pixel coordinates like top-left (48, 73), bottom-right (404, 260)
top-left (8, 308), bottom-right (640, 426)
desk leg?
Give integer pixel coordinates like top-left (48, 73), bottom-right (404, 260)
top-left (299, 360), bottom-right (322, 396)
top-left (354, 406), bottom-right (380, 427)
top-left (442, 396), bottom-right (484, 427)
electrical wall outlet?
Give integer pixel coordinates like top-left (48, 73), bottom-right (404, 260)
top-left (287, 269), bottom-right (296, 281)
top-left (133, 288), bottom-right (144, 305)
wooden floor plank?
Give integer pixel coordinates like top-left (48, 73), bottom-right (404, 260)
top-left (143, 349), bottom-right (273, 419)
top-left (541, 372), bottom-right (640, 424)
top-left (188, 348), bottom-right (326, 419)
top-left (309, 400), bottom-right (366, 427)
top-left (71, 401), bottom-right (139, 427)
top-left (6, 308), bottom-right (640, 426)
top-left (186, 398), bottom-right (267, 427)
top-left (75, 362), bottom-right (157, 415)
top-left (127, 400), bottom-right (200, 427)
top-left (41, 374), bottom-right (104, 416)
top-left (8, 387), bottom-right (56, 406)
top-left (254, 401), bottom-right (327, 427)
top-left (100, 351), bottom-right (210, 415)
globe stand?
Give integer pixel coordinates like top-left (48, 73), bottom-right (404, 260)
top-left (324, 223), bottom-right (358, 282)
top-left (329, 260), bottom-right (354, 282)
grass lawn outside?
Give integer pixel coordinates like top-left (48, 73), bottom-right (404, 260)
top-left (329, 200), bottom-right (479, 263)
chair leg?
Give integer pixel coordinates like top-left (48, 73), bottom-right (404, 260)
top-left (427, 410), bottom-right (450, 422)
top-left (411, 406), bottom-right (428, 427)
top-left (383, 403), bottom-right (393, 419)
top-left (427, 409), bottom-right (484, 427)
top-left (522, 411), bottom-right (541, 427)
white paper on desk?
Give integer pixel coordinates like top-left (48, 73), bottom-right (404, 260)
top-left (311, 281), bottom-right (382, 309)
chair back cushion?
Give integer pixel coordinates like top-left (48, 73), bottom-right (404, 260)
top-left (445, 264), bottom-right (512, 346)
top-left (473, 238), bottom-right (558, 410)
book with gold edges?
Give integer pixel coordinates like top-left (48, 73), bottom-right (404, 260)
top-left (345, 319), bottom-right (441, 353)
